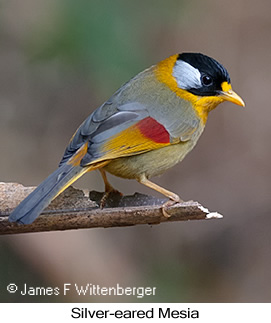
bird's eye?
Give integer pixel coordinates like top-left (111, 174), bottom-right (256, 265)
top-left (202, 75), bottom-right (213, 86)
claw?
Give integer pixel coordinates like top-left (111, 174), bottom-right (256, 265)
top-left (161, 197), bottom-right (183, 218)
top-left (162, 206), bottom-right (172, 218)
top-left (100, 189), bottom-right (123, 208)
top-left (99, 169), bottom-right (122, 208)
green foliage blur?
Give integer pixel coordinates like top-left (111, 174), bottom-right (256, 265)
top-left (1, 0), bottom-right (271, 303)
top-left (26, 0), bottom-right (184, 95)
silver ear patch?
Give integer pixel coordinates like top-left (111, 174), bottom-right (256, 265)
top-left (173, 60), bottom-right (202, 90)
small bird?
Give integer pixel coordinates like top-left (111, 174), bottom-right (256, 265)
top-left (9, 53), bottom-right (245, 224)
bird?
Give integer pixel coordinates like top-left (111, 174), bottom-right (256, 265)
top-left (9, 52), bottom-right (245, 224)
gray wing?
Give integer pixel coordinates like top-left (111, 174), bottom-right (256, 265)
top-left (59, 74), bottom-right (201, 167)
top-left (59, 100), bottom-right (149, 166)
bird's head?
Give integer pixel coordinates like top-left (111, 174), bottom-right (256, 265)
top-left (155, 52), bottom-right (245, 123)
top-left (173, 52), bottom-right (245, 109)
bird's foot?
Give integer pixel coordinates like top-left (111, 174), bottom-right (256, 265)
top-left (100, 188), bottom-right (123, 208)
top-left (162, 195), bottom-right (183, 218)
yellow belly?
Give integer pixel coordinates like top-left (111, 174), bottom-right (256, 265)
top-left (104, 140), bottom-right (196, 180)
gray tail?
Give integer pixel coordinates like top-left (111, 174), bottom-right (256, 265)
top-left (9, 163), bottom-right (85, 224)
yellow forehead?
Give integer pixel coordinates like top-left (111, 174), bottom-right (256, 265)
top-left (221, 81), bottom-right (232, 92)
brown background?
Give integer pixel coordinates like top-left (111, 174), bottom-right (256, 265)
top-left (1, 0), bottom-right (270, 302)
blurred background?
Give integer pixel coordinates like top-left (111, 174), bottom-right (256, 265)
top-left (1, 0), bottom-right (270, 302)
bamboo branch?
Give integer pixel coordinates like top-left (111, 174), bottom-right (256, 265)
top-left (0, 182), bottom-right (223, 235)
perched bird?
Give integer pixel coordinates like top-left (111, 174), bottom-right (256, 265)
top-left (9, 53), bottom-right (245, 224)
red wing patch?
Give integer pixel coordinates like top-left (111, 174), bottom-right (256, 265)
top-left (136, 117), bottom-right (170, 143)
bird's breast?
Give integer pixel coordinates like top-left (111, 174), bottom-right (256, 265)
top-left (104, 122), bottom-right (204, 180)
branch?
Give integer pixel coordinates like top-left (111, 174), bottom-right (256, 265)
top-left (0, 182), bottom-right (223, 235)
